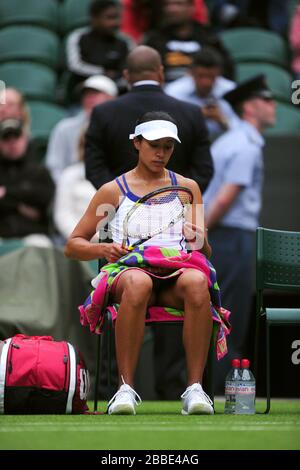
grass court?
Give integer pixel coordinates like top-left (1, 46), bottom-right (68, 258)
top-left (1, 399), bottom-right (300, 450)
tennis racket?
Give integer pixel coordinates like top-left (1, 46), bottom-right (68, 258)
top-left (121, 185), bottom-right (193, 250)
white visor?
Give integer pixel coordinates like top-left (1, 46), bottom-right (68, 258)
top-left (129, 120), bottom-right (181, 143)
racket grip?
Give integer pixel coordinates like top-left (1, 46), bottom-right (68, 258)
top-left (127, 239), bottom-right (143, 251)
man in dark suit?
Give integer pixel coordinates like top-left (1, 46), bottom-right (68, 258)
top-left (85, 45), bottom-right (213, 400)
top-left (85, 45), bottom-right (213, 193)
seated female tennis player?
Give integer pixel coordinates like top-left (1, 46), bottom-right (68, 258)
top-left (65, 111), bottom-right (214, 415)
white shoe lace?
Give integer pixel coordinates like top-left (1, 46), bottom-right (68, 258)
top-left (181, 383), bottom-right (213, 405)
top-left (108, 377), bottom-right (142, 409)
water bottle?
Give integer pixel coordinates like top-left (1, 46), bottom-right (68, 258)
top-left (235, 359), bottom-right (256, 415)
top-left (224, 359), bottom-right (241, 414)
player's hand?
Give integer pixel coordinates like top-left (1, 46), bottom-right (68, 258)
top-left (183, 221), bottom-right (204, 248)
top-left (101, 242), bottom-right (128, 263)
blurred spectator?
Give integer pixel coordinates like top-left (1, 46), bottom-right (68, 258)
top-left (165, 47), bottom-right (238, 137)
top-left (121, 0), bottom-right (153, 43)
top-left (121, 0), bottom-right (208, 43)
top-left (211, 0), bottom-right (263, 30)
top-left (267, 0), bottom-right (289, 36)
top-left (212, 0), bottom-right (289, 36)
top-left (290, 5), bottom-right (300, 80)
top-left (203, 75), bottom-right (276, 391)
top-left (193, 0), bottom-right (209, 24)
top-left (46, 75), bottom-right (118, 184)
top-left (0, 88), bottom-right (30, 134)
top-left (0, 119), bottom-right (54, 242)
top-left (144, 0), bottom-right (234, 82)
top-left (54, 130), bottom-right (96, 241)
top-left (66, 0), bottom-right (135, 91)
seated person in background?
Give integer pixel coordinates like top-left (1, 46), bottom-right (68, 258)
top-left (54, 130), bottom-right (96, 241)
top-left (46, 75), bottom-right (118, 184)
top-left (211, 0), bottom-right (289, 36)
top-left (0, 119), bottom-right (54, 245)
top-left (0, 88), bottom-right (31, 135)
top-left (120, 0), bottom-right (159, 43)
top-left (65, 111), bottom-right (230, 415)
top-left (66, 0), bottom-right (134, 91)
top-left (120, 0), bottom-right (209, 43)
top-left (144, 0), bottom-right (234, 82)
top-left (165, 47), bottom-right (238, 138)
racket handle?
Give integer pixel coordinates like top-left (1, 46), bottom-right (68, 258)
top-left (127, 238), bottom-right (146, 251)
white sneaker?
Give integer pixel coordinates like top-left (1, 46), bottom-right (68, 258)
top-left (107, 383), bottom-right (142, 415)
top-left (181, 383), bottom-right (214, 415)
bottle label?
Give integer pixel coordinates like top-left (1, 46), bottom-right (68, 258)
top-left (237, 383), bottom-right (255, 395)
top-left (224, 380), bottom-right (237, 413)
top-left (225, 384), bottom-right (236, 394)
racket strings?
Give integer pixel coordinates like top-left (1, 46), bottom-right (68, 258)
top-left (144, 190), bottom-right (191, 206)
top-left (126, 190), bottom-right (192, 239)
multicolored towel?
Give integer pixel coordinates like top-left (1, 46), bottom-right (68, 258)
top-left (79, 245), bottom-right (231, 360)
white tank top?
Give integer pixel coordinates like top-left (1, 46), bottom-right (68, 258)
top-left (109, 172), bottom-right (186, 251)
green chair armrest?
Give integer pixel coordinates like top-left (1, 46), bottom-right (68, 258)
top-left (266, 308), bottom-right (300, 324)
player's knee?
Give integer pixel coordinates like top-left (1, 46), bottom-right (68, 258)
top-left (180, 270), bottom-right (209, 304)
top-left (122, 272), bottom-right (153, 306)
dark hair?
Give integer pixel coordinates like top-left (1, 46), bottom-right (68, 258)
top-left (192, 47), bottom-right (223, 69)
top-left (136, 110), bottom-right (177, 127)
top-left (90, 0), bottom-right (119, 17)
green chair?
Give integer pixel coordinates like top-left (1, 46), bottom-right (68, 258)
top-left (0, 239), bottom-right (25, 257)
top-left (28, 101), bottom-right (67, 145)
top-left (236, 63), bottom-right (293, 103)
top-left (28, 101), bottom-right (68, 161)
top-left (0, 0), bottom-right (59, 32)
top-left (59, 0), bottom-right (92, 34)
top-left (255, 227), bottom-right (300, 413)
top-left (0, 26), bottom-right (60, 69)
top-left (220, 28), bottom-right (289, 68)
top-left (265, 102), bottom-right (300, 136)
top-left (0, 62), bottom-right (57, 102)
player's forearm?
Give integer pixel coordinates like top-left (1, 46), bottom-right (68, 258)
top-left (64, 237), bottom-right (106, 261)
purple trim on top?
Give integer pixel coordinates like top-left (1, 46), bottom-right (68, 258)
top-left (120, 174), bottom-right (139, 202)
top-left (119, 171), bottom-right (178, 202)
top-left (169, 170), bottom-right (177, 185)
top-left (115, 177), bottom-right (126, 195)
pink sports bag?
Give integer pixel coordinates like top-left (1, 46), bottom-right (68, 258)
top-left (0, 335), bottom-right (90, 414)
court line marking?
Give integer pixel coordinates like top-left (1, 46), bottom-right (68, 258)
top-left (1, 425), bottom-right (299, 433)
top-left (0, 420), bottom-right (298, 426)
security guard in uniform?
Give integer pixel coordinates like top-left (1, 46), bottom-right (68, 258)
top-left (203, 75), bottom-right (276, 391)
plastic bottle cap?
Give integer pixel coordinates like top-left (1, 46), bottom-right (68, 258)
top-left (232, 359), bottom-right (240, 368)
top-left (241, 359), bottom-right (250, 368)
